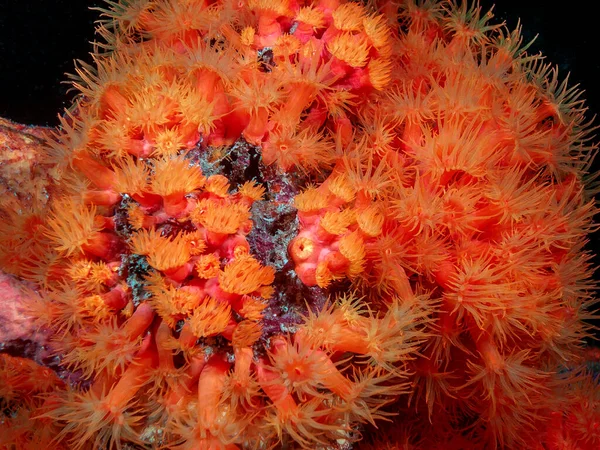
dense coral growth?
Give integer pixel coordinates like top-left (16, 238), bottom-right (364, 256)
top-left (1, 0), bottom-right (599, 449)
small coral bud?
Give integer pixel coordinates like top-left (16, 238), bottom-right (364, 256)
top-left (367, 57), bottom-right (393, 90)
top-left (112, 156), bottom-right (151, 197)
top-left (151, 157), bottom-right (205, 216)
top-left (181, 230), bottom-right (206, 256)
top-left (316, 261), bottom-right (335, 288)
top-left (289, 236), bottom-right (316, 263)
top-left (258, 284), bottom-right (275, 299)
top-left (150, 128), bottom-right (185, 158)
top-left (236, 295), bottom-right (268, 321)
top-left (333, 116), bottom-right (354, 145)
top-left (67, 260), bottom-right (118, 292)
top-left (273, 34), bottom-right (302, 60)
top-left (204, 174), bottom-right (231, 197)
top-left (145, 273), bottom-right (198, 326)
top-left (327, 173), bottom-right (356, 203)
top-left (295, 6), bottom-right (326, 40)
top-left (218, 255), bottom-right (275, 296)
top-left (188, 297), bottom-right (231, 338)
top-left (232, 320), bottom-right (263, 348)
top-left (248, 0), bottom-right (290, 45)
top-left (130, 228), bottom-right (191, 272)
top-left (121, 299), bottom-right (134, 319)
top-left (320, 208), bottom-right (356, 235)
top-left (327, 32), bottom-right (370, 68)
top-left (356, 204), bottom-right (384, 237)
top-left (338, 230), bottom-right (366, 277)
top-left (192, 199), bottom-right (251, 246)
top-left (195, 253), bottom-right (221, 279)
top-left (240, 26), bottom-right (256, 46)
top-left (331, 2), bottom-right (366, 31)
top-left (45, 199), bottom-right (102, 256)
top-left (323, 249), bottom-right (351, 273)
top-left (238, 180), bottom-right (266, 203)
top-left (476, 334), bottom-right (505, 372)
top-left (294, 186), bottom-right (330, 223)
top-left (434, 258), bottom-right (456, 290)
top-left (220, 234), bottom-right (251, 259)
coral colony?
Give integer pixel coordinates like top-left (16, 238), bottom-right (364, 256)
top-left (1, 0), bottom-right (600, 448)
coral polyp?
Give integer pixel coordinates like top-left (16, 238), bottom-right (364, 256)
top-left (1, 0), bottom-right (599, 449)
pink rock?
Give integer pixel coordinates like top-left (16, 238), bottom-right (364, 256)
top-left (0, 271), bottom-right (49, 363)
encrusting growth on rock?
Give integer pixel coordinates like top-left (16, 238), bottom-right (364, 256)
top-left (0, 0), bottom-right (599, 449)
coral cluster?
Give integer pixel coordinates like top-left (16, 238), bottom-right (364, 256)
top-left (1, 0), bottom-right (599, 449)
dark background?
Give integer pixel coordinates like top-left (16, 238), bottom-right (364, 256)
top-left (1, 1), bottom-right (599, 336)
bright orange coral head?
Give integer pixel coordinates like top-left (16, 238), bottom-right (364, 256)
top-left (0, 1), bottom-right (599, 450)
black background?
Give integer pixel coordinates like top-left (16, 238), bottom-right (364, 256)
top-left (1, 1), bottom-right (599, 336)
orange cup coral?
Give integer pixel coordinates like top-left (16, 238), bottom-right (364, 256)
top-left (0, 1), bottom-right (599, 449)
